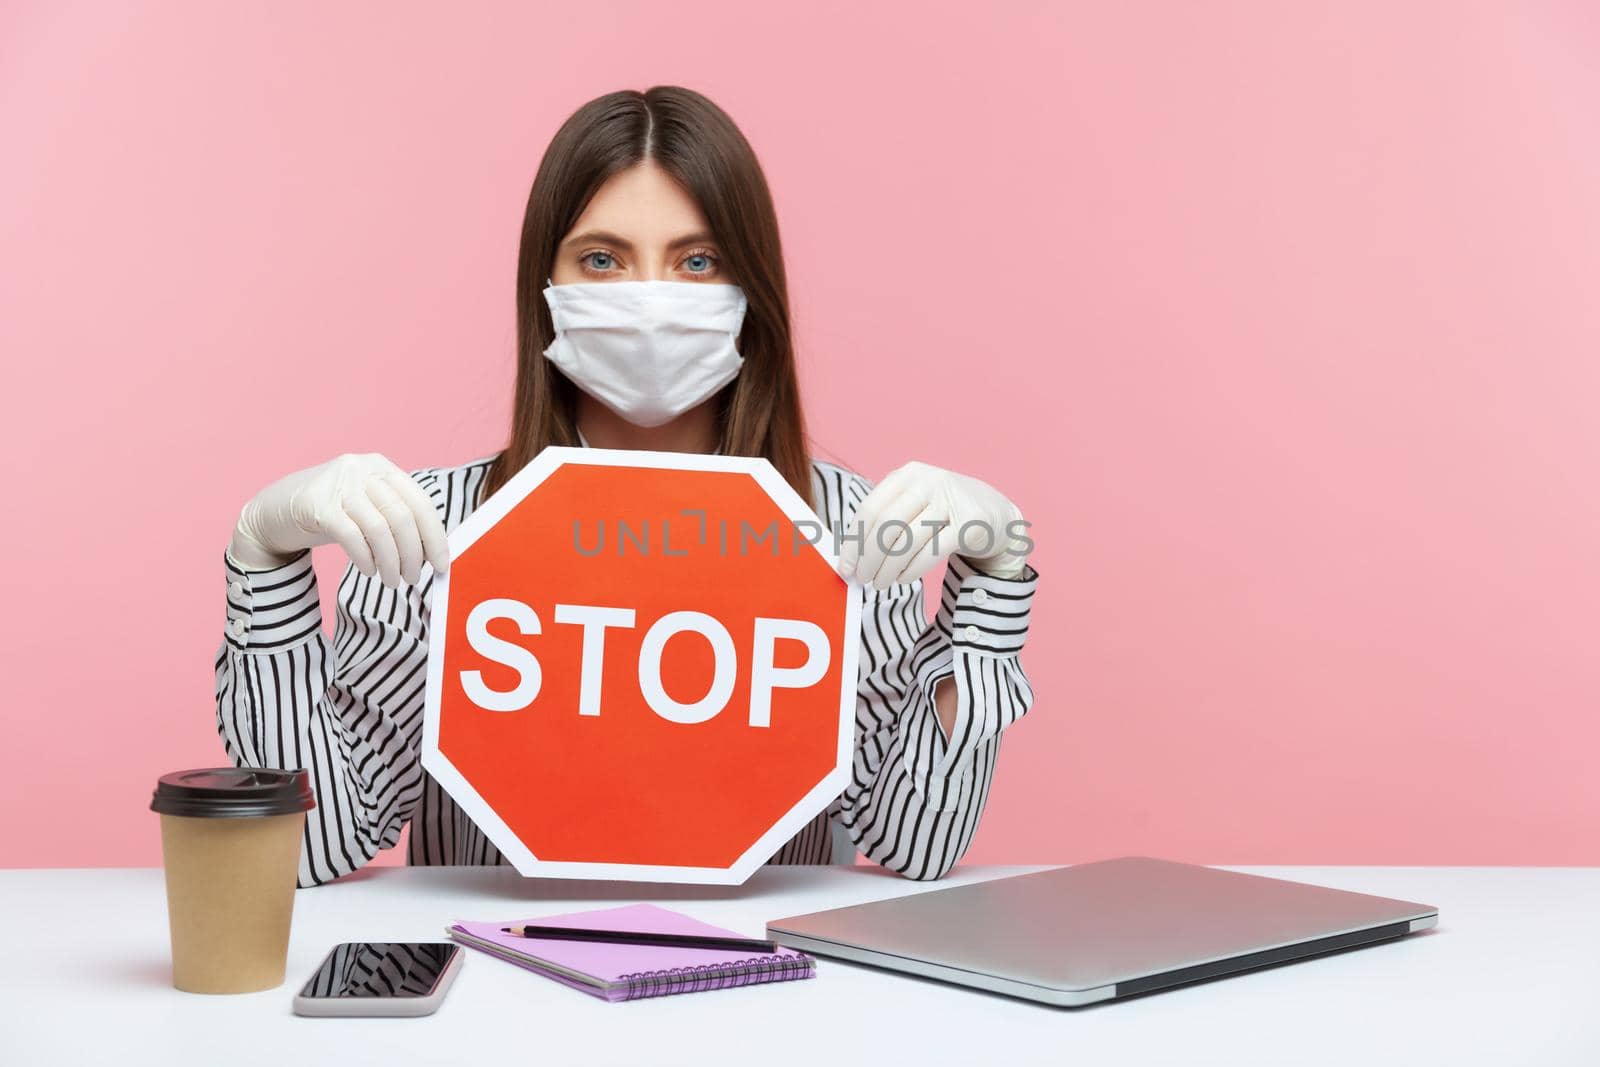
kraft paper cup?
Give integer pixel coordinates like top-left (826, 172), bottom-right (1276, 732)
top-left (150, 768), bottom-right (315, 994)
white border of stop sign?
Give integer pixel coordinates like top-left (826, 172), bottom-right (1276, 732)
top-left (421, 446), bottom-right (862, 884)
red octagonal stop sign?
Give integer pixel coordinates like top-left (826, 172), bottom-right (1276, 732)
top-left (422, 447), bottom-right (861, 883)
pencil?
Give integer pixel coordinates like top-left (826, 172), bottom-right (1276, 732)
top-left (500, 924), bottom-right (781, 954)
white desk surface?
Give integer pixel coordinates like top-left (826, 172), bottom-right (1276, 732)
top-left (5, 863), bottom-right (1596, 1065)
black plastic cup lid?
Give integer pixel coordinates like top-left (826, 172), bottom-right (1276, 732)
top-left (150, 768), bottom-right (316, 818)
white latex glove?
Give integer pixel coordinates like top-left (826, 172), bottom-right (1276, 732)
top-left (839, 461), bottom-right (1030, 590)
top-left (229, 453), bottom-right (450, 588)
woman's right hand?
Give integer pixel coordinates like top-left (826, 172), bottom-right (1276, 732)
top-left (229, 453), bottom-right (450, 587)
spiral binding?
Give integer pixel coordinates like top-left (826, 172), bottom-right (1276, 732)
top-left (617, 954), bottom-right (815, 1000)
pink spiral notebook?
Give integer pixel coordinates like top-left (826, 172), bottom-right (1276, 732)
top-left (448, 903), bottom-right (815, 1002)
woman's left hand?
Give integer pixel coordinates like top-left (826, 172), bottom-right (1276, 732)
top-left (839, 461), bottom-right (1031, 590)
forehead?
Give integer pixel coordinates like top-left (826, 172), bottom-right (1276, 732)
top-left (569, 160), bottom-right (711, 242)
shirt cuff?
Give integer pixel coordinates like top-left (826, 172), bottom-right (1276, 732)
top-left (941, 553), bottom-right (1038, 655)
top-left (223, 548), bottom-right (322, 652)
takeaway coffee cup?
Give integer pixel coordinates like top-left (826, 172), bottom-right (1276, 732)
top-left (150, 768), bottom-right (315, 994)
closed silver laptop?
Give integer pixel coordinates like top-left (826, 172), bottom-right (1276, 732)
top-left (767, 857), bottom-right (1438, 1006)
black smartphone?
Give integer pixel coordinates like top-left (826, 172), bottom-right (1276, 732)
top-left (291, 942), bottom-right (463, 1017)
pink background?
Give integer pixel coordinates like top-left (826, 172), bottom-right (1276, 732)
top-left (4, 2), bottom-right (1598, 869)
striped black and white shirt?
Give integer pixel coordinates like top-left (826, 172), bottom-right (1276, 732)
top-left (215, 454), bottom-right (1038, 888)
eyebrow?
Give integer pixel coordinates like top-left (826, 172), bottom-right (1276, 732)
top-left (561, 229), bottom-right (715, 252)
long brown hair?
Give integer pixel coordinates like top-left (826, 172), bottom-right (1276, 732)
top-left (479, 86), bottom-right (811, 507)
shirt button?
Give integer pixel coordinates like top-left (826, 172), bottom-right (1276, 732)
top-left (229, 581), bottom-right (245, 598)
top-left (231, 618), bottom-right (247, 637)
top-left (964, 625), bottom-right (980, 642)
top-left (971, 588), bottom-right (989, 605)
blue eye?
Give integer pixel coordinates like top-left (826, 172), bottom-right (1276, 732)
top-left (585, 252), bottom-right (615, 271)
top-left (684, 254), bottom-right (713, 273)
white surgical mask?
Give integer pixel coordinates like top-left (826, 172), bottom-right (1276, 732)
top-left (542, 278), bottom-right (748, 428)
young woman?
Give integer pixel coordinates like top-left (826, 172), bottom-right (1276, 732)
top-left (216, 86), bottom-right (1038, 888)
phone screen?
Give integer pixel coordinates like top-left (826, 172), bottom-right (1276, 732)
top-left (298, 942), bottom-right (460, 999)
